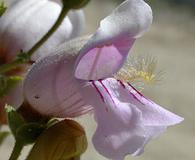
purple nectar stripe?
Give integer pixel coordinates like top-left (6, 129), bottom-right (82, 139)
top-left (117, 79), bottom-right (126, 88)
top-left (117, 80), bottom-right (144, 105)
top-left (128, 82), bottom-right (154, 104)
top-left (127, 82), bottom-right (144, 97)
top-left (91, 81), bottom-right (105, 102)
top-left (99, 79), bottom-right (115, 105)
top-left (127, 82), bottom-right (145, 105)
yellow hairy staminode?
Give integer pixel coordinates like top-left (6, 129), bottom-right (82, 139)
top-left (116, 55), bottom-right (163, 87)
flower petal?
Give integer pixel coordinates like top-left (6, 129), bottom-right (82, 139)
top-left (79, 80), bottom-right (146, 160)
top-left (132, 125), bottom-right (167, 156)
top-left (0, 64), bottom-right (30, 123)
top-left (79, 78), bottom-right (183, 159)
top-left (68, 10), bottom-right (85, 38)
top-left (23, 37), bottom-right (92, 118)
top-left (6, 0), bottom-right (18, 7)
top-left (74, 0), bottom-right (152, 80)
top-left (5, 80), bottom-right (24, 109)
top-left (117, 81), bottom-right (184, 126)
top-left (0, 0), bottom-right (73, 62)
top-left (92, 106), bottom-right (145, 160)
top-left (0, 77), bottom-right (24, 124)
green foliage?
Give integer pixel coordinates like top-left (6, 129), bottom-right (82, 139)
top-left (0, 75), bottom-right (22, 97)
top-left (16, 123), bottom-right (45, 145)
top-left (16, 51), bottom-right (31, 63)
top-left (5, 105), bottom-right (26, 136)
top-left (0, 1), bottom-right (6, 17)
top-left (5, 105), bottom-right (46, 145)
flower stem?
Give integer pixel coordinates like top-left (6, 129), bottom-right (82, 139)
top-left (0, 6), bottom-right (69, 74)
top-left (0, 59), bottom-right (24, 74)
top-left (26, 6), bottom-right (69, 58)
top-left (9, 141), bottom-right (24, 160)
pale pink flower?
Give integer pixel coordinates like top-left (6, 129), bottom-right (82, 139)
top-left (23, 0), bottom-right (183, 159)
top-left (0, 0), bottom-right (85, 111)
top-left (0, 0), bottom-right (85, 62)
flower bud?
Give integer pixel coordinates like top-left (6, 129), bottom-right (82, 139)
top-left (62, 0), bottom-right (90, 9)
top-left (26, 119), bottom-right (87, 160)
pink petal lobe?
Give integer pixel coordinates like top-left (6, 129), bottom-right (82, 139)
top-left (122, 82), bottom-right (184, 126)
top-left (79, 78), bottom-right (183, 159)
top-left (74, 0), bottom-right (152, 80)
top-left (67, 10), bottom-right (85, 39)
top-left (75, 41), bottom-right (135, 80)
top-left (79, 79), bottom-right (147, 160)
top-left (132, 125), bottom-right (167, 156)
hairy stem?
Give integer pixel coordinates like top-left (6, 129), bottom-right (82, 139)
top-left (26, 6), bottom-right (69, 58)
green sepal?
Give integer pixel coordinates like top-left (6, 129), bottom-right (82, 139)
top-left (0, 75), bottom-right (22, 97)
top-left (0, 1), bottom-right (7, 17)
top-left (16, 50), bottom-right (31, 63)
top-left (5, 105), bottom-right (47, 145)
top-left (5, 105), bottom-right (25, 137)
top-left (0, 131), bottom-right (9, 145)
top-left (15, 123), bottom-right (45, 145)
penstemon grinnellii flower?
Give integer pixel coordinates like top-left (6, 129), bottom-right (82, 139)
top-left (0, 0), bottom-right (85, 62)
top-left (0, 0), bottom-right (85, 123)
top-left (22, 0), bottom-right (184, 159)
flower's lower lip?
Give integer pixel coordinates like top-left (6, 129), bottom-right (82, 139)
top-left (91, 81), bottom-right (105, 103)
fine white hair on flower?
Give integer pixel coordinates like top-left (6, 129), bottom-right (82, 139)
top-left (74, 0), bottom-right (153, 80)
top-left (115, 55), bottom-right (164, 90)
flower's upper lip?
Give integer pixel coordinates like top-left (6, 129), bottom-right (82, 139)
top-left (74, 0), bottom-right (153, 81)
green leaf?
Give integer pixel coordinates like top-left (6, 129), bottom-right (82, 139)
top-left (0, 75), bottom-right (22, 97)
top-left (0, 131), bottom-right (9, 145)
top-left (16, 123), bottom-right (45, 145)
top-left (0, 1), bottom-right (7, 17)
top-left (5, 105), bottom-right (46, 145)
top-left (16, 50), bottom-right (30, 63)
top-left (5, 104), bottom-right (25, 137)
